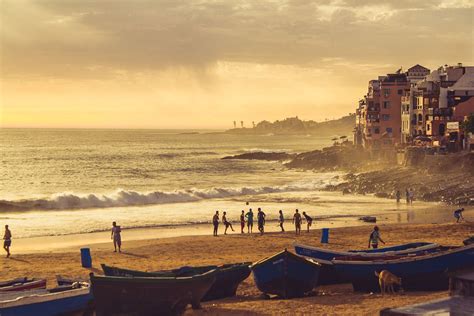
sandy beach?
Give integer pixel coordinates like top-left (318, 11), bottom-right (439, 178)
top-left (1, 214), bottom-right (473, 315)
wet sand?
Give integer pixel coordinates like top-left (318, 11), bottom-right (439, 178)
top-left (1, 214), bottom-right (473, 315)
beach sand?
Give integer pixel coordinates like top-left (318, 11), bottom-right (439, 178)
top-left (1, 220), bottom-right (473, 315)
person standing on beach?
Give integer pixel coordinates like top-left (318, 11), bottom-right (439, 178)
top-left (405, 189), bottom-right (410, 204)
top-left (293, 209), bottom-right (302, 235)
top-left (111, 222), bottom-right (122, 253)
top-left (278, 210), bottom-right (285, 232)
top-left (396, 190), bottom-right (401, 203)
top-left (222, 211), bottom-right (235, 234)
top-left (302, 212), bottom-right (313, 233)
top-left (212, 211), bottom-right (219, 236)
top-left (3, 225), bottom-right (12, 258)
top-left (245, 209), bottom-right (254, 234)
top-left (409, 189), bottom-right (414, 205)
top-left (240, 210), bottom-right (246, 234)
top-left (368, 226), bottom-right (385, 249)
top-left (257, 208), bottom-right (266, 235)
top-left (454, 208), bottom-right (465, 223)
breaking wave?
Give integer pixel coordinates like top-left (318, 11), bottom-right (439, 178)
top-left (0, 177), bottom-right (341, 212)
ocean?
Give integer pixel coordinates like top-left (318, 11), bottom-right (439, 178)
top-left (0, 129), bottom-right (433, 242)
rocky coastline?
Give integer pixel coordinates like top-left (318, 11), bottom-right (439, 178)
top-left (223, 146), bottom-right (474, 205)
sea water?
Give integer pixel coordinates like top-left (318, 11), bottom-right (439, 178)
top-left (0, 129), bottom-right (436, 242)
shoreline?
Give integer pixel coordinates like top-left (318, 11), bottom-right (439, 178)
top-left (1, 222), bottom-right (472, 315)
top-left (10, 205), bottom-right (473, 254)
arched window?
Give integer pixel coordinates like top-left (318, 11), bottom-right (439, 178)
top-left (418, 114), bottom-right (423, 122)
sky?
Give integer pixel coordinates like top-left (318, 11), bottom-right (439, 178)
top-left (1, 0), bottom-right (473, 129)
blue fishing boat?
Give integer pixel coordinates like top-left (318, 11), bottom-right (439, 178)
top-left (251, 249), bottom-right (321, 298)
top-left (294, 242), bottom-right (440, 285)
top-left (333, 244), bottom-right (474, 292)
top-left (0, 283), bottom-right (92, 316)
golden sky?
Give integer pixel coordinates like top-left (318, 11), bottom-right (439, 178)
top-left (1, 0), bottom-right (473, 129)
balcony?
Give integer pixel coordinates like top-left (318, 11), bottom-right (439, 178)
top-left (427, 108), bottom-right (453, 116)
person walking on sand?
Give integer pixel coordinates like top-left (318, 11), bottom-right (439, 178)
top-left (223, 211), bottom-right (235, 235)
top-left (257, 208), bottom-right (266, 235)
top-left (240, 210), bottom-right (246, 234)
top-left (368, 226), bottom-right (385, 249)
top-left (302, 212), bottom-right (313, 233)
top-left (278, 210), bottom-right (285, 232)
top-left (396, 190), bottom-right (401, 203)
top-left (111, 222), bottom-right (122, 253)
top-left (212, 211), bottom-right (219, 236)
top-left (293, 209), bottom-right (302, 235)
top-left (3, 225), bottom-right (12, 258)
top-left (454, 208), bottom-right (465, 223)
top-left (245, 209), bottom-right (254, 234)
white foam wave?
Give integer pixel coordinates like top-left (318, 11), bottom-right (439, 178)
top-left (0, 177), bottom-right (342, 211)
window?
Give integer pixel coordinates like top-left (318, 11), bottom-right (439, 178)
top-left (383, 89), bottom-right (390, 97)
top-left (418, 114), bottom-right (423, 122)
top-left (374, 128), bottom-right (380, 134)
top-left (386, 128), bottom-right (393, 134)
top-left (383, 101), bottom-right (391, 109)
top-left (427, 124), bottom-right (431, 131)
top-left (398, 89), bottom-right (403, 95)
top-left (382, 114), bottom-right (391, 121)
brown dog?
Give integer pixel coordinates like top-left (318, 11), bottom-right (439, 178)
top-left (375, 270), bottom-right (402, 294)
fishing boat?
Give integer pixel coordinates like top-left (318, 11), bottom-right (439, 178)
top-left (90, 269), bottom-right (217, 315)
top-left (101, 262), bottom-right (251, 301)
top-left (251, 249), bottom-right (321, 298)
top-left (0, 282), bottom-right (92, 316)
top-left (294, 242), bottom-right (440, 285)
top-left (295, 242), bottom-right (439, 263)
top-left (333, 243), bottom-right (474, 292)
top-left (0, 278), bottom-right (47, 292)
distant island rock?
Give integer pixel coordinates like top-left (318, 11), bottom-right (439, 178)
top-left (222, 152), bottom-right (296, 161)
top-left (225, 114), bottom-right (355, 136)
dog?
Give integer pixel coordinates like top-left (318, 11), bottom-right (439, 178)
top-left (375, 270), bottom-right (402, 295)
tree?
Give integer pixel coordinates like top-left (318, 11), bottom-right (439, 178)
top-left (461, 114), bottom-right (474, 134)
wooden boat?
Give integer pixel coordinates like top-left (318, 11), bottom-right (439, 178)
top-left (333, 243), bottom-right (474, 292)
top-left (0, 278), bottom-right (47, 292)
top-left (90, 269), bottom-right (217, 316)
top-left (0, 282), bottom-right (92, 316)
top-left (101, 262), bottom-right (251, 301)
top-left (359, 216), bottom-right (376, 223)
top-left (294, 242), bottom-right (440, 285)
top-left (251, 249), bottom-right (321, 298)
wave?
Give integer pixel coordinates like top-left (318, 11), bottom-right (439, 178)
top-left (0, 178), bottom-right (341, 212)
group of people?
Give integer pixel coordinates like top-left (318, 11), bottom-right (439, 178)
top-left (395, 188), bottom-right (415, 204)
top-left (212, 208), bottom-right (314, 236)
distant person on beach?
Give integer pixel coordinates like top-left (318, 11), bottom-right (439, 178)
top-left (409, 189), bottom-right (414, 204)
top-left (396, 190), bottom-right (401, 203)
top-left (222, 211), bottom-right (235, 234)
top-left (279, 210), bottom-right (285, 232)
top-left (3, 225), bottom-right (12, 258)
top-left (245, 209), bottom-right (254, 233)
top-left (257, 208), bottom-right (266, 235)
top-left (454, 208), bottom-right (465, 223)
top-left (405, 189), bottom-right (410, 204)
top-left (212, 211), bottom-right (219, 236)
top-left (240, 210), bottom-right (246, 233)
top-left (368, 226), bottom-right (385, 249)
top-left (111, 222), bottom-right (122, 253)
top-left (302, 212), bottom-right (313, 232)
top-left (293, 209), bottom-right (302, 235)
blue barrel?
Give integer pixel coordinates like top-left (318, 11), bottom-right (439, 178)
top-left (321, 228), bottom-right (329, 244)
top-left (80, 248), bottom-right (92, 268)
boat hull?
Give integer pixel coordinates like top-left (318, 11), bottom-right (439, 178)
top-left (333, 244), bottom-right (474, 292)
top-left (251, 250), bottom-right (320, 298)
top-left (0, 287), bottom-right (92, 316)
top-left (0, 279), bottom-right (47, 292)
top-left (101, 262), bottom-right (251, 302)
top-left (91, 270), bottom-right (216, 316)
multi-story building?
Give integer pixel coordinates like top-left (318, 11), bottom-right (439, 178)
top-left (358, 72), bottom-right (409, 149)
